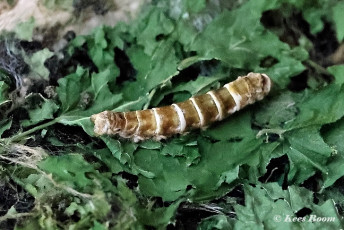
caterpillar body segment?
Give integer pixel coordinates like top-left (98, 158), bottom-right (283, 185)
top-left (91, 72), bottom-right (271, 142)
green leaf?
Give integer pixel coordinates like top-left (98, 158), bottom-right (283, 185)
top-left (254, 80), bottom-right (344, 185)
top-left (56, 66), bottom-right (90, 113)
top-left (101, 137), bottom-right (132, 165)
top-left (134, 8), bottom-right (175, 55)
top-left (87, 27), bottom-right (115, 71)
top-left (256, 55), bottom-right (306, 89)
top-left (327, 64), bottom-right (344, 85)
top-left (119, 39), bottom-right (181, 105)
top-left (22, 99), bottom-right (59, 127)
top-left (23, 48), bottom-right (54, 80)
top-left (137, 200), bottom-right (182, 228)
top-left (256, 83), bottom-right (344, 132)
top-left (151, 73), bottom-right (229, 105)
top-left (287, 84), bottom-right (344, 129)
top-left (322, 117), bottom-right (344, 188)
top-left (135, 136), bottom-right (262, 201)
top-left (204, 110), bottom-right (255, 141)
top-left (286, 126), bottom-right (332, 184)
top-left (299, 0), bottom-right (344, 39)
top-left (198, 214), bottom-right (232, 230)
top-left (303, 7), bottom-right (325, 34)
top-left (42, 0), bottom-right (73, 10)
top-left (91, 221), bottom-right (107, 230)
top-left (67, 36), bottom-right (87, 56)
top-left (14, 17), bottom-right (35, 41)
top-left (87, 145), bottom-right (123, 174)
top-left (38, 154), bottom-right (98, 189)
top-left (0, 119), bottom-right (12, 138)
top-left (56, 67), bottom-right (122, 134)
top-left (57, 115), bottom-right (95, 136)
top-left (233, 183), bottom-right (343, 229)
top-left (184, 0), bottom-right (305, 88)
top-left (215, 166), bottom-right (239, 189)
top-left (332, 1), bottom-right (344, 41)
top-left (0, 81), bottom-right (9, 106)
top-left (37, 154), bottom-right (115, 193)
top-left (121, 45), bottom-right (151, 101)
top-left (253, 91), bottom-right (299, 130)
top-left (139, 39), bottom-right (180, 93)
top-left (234, 183), bottom-right (294, 229)
top-left (149, 72), bottom-right (231, 109)
top-left (177, 56), bottom-right (210, 70)
top-left (184, 0), bottom-right (206, 13)
top-left (160, 138), bottom-right (201, 166)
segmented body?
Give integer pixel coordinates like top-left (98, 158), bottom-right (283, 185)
top-left (91, 72), bottom-right (271, 142)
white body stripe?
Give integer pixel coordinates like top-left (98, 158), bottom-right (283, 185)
top-left (207, 91), bottom-right (223, 120)
top-left (190, 97), bottom-right (204, 126)
top-left (224, 83), bottom-right (242, 112)
top-left (152, 108), bottom-right (161, 134)
top-left (172, 104), bottom-right (186, 132)
top-left (123, 112), bottom-right (128, 131)
top-left (135, 110), bottom-right (141, 134)
top-left (262, 74), bottom-right (271, 94)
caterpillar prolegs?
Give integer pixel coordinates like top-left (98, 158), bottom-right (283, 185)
top-left (91, 73), bottom-right (271, 142)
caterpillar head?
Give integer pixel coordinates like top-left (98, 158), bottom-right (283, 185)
top-left (91, 111), bottom-right (125, 136)
top-left (261, 73), bottom-right (272, 95)
top-left (245, 72), bottom-right (272, 101)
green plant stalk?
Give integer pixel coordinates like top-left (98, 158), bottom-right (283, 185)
top-left (305, 59), bottom-right (331, 75)
top-left (3, 97), bottom-right (149, 144)
top-left (5, 118), bottom-right (59, 143)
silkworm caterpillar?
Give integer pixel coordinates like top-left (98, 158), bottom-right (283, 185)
top-left (91, 72), bottom-right (271, 142)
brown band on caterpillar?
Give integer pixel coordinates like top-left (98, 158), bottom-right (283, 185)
top-left (91, 72), bottom-right (272, 142)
